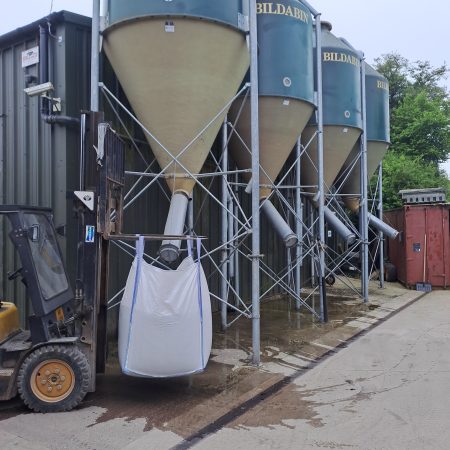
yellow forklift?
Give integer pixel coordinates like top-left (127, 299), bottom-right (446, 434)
top-left (0, 114), bottom-right (125, 412)
top-left (0, 206), bottom-right (90, 412)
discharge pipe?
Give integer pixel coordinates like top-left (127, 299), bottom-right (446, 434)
top-left (261, 200), bottom-right (298, 248)
top-left (246, 178), bottom-right (298, 248)
top-left (368, 212), bottom-right (399, 240)
top-left (319, 206), bottom-right (397, 244)
top-left (159, 192), bottom-right (190, 263)
top-left (323, 206), bottom-right (357, 245)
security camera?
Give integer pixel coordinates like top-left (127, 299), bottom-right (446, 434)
top-left (24, 81), bottom-right (54, 97)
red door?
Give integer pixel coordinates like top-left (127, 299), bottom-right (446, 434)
top-left (426, 207), bottom-right (449, 288)
top-left (404, 207), bottom-right (426, 287)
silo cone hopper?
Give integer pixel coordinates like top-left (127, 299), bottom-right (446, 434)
top-left (301, 22), bottom-right (363, 245)
top-left (229, 0), bottom-right (315, 248)
top-left (103, 1), bottom-right (250, 262)
top-left (335, 63), bottom-right (398, 239)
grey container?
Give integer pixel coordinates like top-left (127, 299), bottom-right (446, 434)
top-left (0, 12), bottom-right (91, 324)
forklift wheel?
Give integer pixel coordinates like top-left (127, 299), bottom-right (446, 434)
top-left (17, 345), bottom-right (90, 413)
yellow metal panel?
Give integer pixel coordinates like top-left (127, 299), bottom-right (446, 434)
top-left (103, 18), bottom-right (249, 196)
top-left (0, 302), bottom-right (20, 343)
top-left (229, 97), bottom-right (314, 199)
top-left (301, 125), bottom-right (362, 195)
top-left (339, 141), bottom-right (389, 211)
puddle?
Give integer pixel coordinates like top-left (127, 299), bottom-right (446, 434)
top-left (86, 358), bottom-right (262, 436)
top-left (214, 295), bottom-right (374, 363)
top-left (228, 383), bottom-right (326, 429)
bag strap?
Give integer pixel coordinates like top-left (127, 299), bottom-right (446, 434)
top-left (124, 235), bottom-right (145, 372)
top-left (195, 237), bottom-right (205, 369)
top-left (196, 237), bottom-right (202, 263)
top-left (187, 237), bottom-right (193, 258)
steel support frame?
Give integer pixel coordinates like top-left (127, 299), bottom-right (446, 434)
top-left (378, 163), bottom-right (385, 288)
top-left (99, 1), bottom-right (345, 369)
top-left (359, 59), bottom-right (370, 303)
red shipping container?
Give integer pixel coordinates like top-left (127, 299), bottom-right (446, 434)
top-left (384, 204), bottom-right (450, 289)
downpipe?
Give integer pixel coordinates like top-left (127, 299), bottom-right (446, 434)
top-left (39, 24), bottom-right (80, 128)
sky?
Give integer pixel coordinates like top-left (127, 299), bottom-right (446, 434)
top-left (1, 0), bottom-right (449, 173)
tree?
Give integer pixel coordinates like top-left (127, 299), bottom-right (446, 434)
top-left (374, 53), bottom-right (410, 110)
top-left (375, 53), bottom-right (448, 110)
top-left (372, 54), bottom-right (450, 208)
top-left (372, 152), bottom-right (450, 209)
top-left (391, 90), bottom-right (450, 164)
top-left (409, 60), bottom-right (448, 98)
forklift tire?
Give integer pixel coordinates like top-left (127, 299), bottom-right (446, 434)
top-left (17, 345), bottom-right (90, 413)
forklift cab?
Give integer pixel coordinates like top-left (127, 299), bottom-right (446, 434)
top-left (0, 206), bottom-right (90, 412)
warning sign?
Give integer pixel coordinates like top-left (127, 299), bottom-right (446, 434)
top-left (21, 46), bottom-right (39, 68)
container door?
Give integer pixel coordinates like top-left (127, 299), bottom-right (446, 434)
top-left (404, 207), bottom-right (426, 287)
top-left (426, 207), bottom-right (449, 288)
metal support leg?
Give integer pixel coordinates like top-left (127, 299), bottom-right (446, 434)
top-left (234, 172), bottom-right (241, 307)
top-left (315, 15), bottom-right (327, 323)
top-left (187, 192), bottom-right (194, 235)
top-left (90, 0), bottom-right (100, 112)
top-left (378, 163), bottom-right (385, 288)
top-left (220, 119), bottom-right (229, 331)
top-left (359, 60), bottom-right (369, 303)
top-left (295, 138), bottom-right (302, 311)
top-left (309, 200), bottom-right (316, 287)
top-left (249, 0), bottom-right (261, 365)
top-left (228, 188), bottom-right (235, 282)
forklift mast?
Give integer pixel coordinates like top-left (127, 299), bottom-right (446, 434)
top-left (74, 112), bottom-right (126, 392)
top-left (0, 113), bottom-right (126, 408)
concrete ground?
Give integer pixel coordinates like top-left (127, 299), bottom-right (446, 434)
top-left (192, 290), bottom-right (450, 450)
top-left (0, 283), bottom-right (444, 449)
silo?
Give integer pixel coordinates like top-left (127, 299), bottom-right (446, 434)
top-left (103, 1), bottom-right (250, 262)
top-left (301, 22), bottom-right (363, 199)
top-left (229, 0), bottom-right (315, 247)
top-left (337, 63), bottom-right (390, 211)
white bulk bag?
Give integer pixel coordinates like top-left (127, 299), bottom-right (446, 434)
top-left (118, 237), bottom-right (212, 377)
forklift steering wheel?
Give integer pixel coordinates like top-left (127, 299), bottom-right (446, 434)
top-left (7, 267), bottom-right (23, 281)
